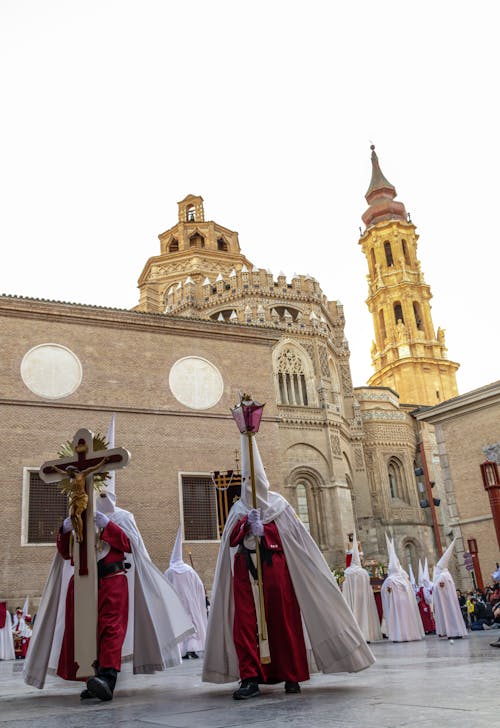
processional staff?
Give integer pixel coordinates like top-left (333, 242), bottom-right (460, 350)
top-left (230, 393), bottom-right (271, 665)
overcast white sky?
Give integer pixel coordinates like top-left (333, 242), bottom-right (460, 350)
top-left (1, 1), bottom-right (498, 395)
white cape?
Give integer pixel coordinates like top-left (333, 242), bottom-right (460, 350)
top-left (0, 610), bottom-right (15, 661)
top-left (202, 501), bottom-right (375, 683)
top-left (342, 568), bottom-right (383, 643)
top-left (165, 569), bottom-right (207, 654)
top-left (432, 570), bottom-right (467, 638)
top-left (23, 508), bottom-right (194, 688)
top-left (381, 573), bottom-right (424, 642)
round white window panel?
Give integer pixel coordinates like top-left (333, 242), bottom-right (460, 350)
top-left (21, 343), bottom-right (83, 399)
top-left (169, 356), bottom-right (223, 410)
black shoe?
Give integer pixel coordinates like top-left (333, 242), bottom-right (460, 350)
top-left (490, 639), bottom-right (500, 647)
top-left (233, 678), bottom-right (260, 700)
top-left (87, 667), bottom-right (118, 702)
top-left (80, 689), bottom-right (96, 700)
top-left (285, 681), bottom-right (301, 694)
top-left (182, 653), bottom-right (189, 659)
top-left (188, 651), bottom-right (199, 659)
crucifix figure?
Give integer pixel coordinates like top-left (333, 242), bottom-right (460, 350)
top-left (39, 428), bottom-right (130, 679)
top-left (50, 460), bottom-right (108, 543)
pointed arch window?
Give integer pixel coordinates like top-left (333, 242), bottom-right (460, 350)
top-left (387, 457), bottom-right (409, 503)
top-left (413, 301), bottom-right (424, 331)
top-left (384, 241), bottom-right (394, 267)
top-left (217, 237), bottom-right (228, 251)
top-left (402, 239), bottom-right (411, 265)
top-left (275, 348), bottom-right (310, 406)
top-left (379, 309), bottom-right (387, 343)
top-left (295, 482), bottom-right (311, 532)
top-left (189, 232), bottom-right (205, 248)
top-left (394, 302), bottom-right (404, 325)
top-left (186, 205), bottom-right (196, 222)
top-left (168, 238), bottom-right (179, 253)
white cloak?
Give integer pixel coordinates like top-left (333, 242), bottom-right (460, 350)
top-left (23, 508), bottom-right (194, 689)
top-left (165, 569), bottom-right (207, 654)
top-left (432, 569), bottom-right (467, 638)
top-left (0, 610), bottom-right (15, 661)
top-left (381, 572), bottom-right (424, 642)
top-left (342, 567), bottom-right (383, 643)
top-left (202, 501), bottom-right (375, 684)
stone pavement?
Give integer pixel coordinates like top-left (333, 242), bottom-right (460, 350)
top-left (0, 631), bottom-right (497, 728)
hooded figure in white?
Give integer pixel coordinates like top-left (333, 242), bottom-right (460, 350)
top-left (381, 536), bottom-right (424, 642)
top-left (202, 434), bottom-right (375, 691)
top-left (432, 539), bottom-right (467, 639)
top-left (342, 531), bottom-right (382, 643)
top-left (0, 603), bottom-right (15, 660)
top-left (165, 526), bottom-right (207, 658)
top-left (24, 415), bottom-right (194, 691)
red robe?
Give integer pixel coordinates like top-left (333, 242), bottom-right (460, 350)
top-left (56, 520), bottom-right (131, 680)
top-left (416, 586), bottom-right (436, 634)
top-left (230, 517), bottom-right (309, 684)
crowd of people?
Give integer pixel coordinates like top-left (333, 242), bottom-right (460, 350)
top-left (457, 584), bottom-right (500, 636)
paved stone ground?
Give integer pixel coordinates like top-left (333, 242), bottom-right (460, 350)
top-left (0, 631), bottom-right (498, 727)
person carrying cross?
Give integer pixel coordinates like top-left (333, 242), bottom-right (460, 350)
top-left (24, 425), bottom-right (194, 702)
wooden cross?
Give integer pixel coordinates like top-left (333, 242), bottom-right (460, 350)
top-left (39, 427), bottom-right (130, 679)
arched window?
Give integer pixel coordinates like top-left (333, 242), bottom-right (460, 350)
top-left (413, 301), bottom-right (424, 331)
top-left (189, 232), bottom-right (205, 248)
top-left (384, 241), bottom-right (394, 267)
top-left (168, 238), bottom-right (179, 253)
top-left (402, 239), bottom-right (411, 265)
top-left (295, 483), bottom-right (310, 532)
top-left (186, 205), bottom-right (196, 222)
top-left (387, 457), bottom-right (409, 503)
top-left (217, 237), bottom-right (228, 251)
top-left (379, 309), bottom-right (387, 343)
top-left (275, 348), bottom-right (310, 406)
top-left (394, 302), bottom-right (404, 325)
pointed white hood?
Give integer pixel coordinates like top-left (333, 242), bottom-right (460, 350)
top-left (237, 434), bottom-right (288, 522)
top-left (345, 530), bottom-right (363, 574)
top-left (386, 534), bottom-right (401, 575)
top-left (168, 525), bottom-right (192, 574)
top-left (97, 414), bottom-right (117, 515)
top-left (434, 539), bottom-right (456, 579)
top-left (408, 563), bottom-right (417, 592)
top-left (417, 559), bottom-right (424, 587)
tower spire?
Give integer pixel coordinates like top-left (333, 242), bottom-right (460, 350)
top-left (362, 146), bottom-right (407, 228)
top-left (359, 146), bottom-right (459, 405)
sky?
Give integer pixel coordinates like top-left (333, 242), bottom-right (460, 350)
top-left (1, 1), bottom-right (499, 395)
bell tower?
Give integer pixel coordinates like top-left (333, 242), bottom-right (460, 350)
top-left (359, 146), bottom-right (459, 405)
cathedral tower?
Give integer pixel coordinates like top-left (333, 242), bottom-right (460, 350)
top-left (359, 146), bottom-right (459, 405)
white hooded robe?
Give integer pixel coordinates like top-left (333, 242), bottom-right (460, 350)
top-left (432, 540), bottom-right (467, 638)
top-left (202, 434), bottom-right (375, 684)
top-left (381, 536), bottom-right (424, 642)
top-left (165, 526), bottom-right (207, 655)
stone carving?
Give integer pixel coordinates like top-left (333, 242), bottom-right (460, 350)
top-left (277, 349), bottom-right (305, 375)
top-left (319, 345), bottom-right (329, 377)
top-left (340, 364), bottom-right (353, 396)
top-left (330, 432), bottom-right (342, 457)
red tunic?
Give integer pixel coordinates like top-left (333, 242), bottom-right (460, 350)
top-left (56, 520), bottom-right (131, 680)
top-left (230, 517), bottom-right (309, 684)
top-left (416, 586), bottom-right (436, 634)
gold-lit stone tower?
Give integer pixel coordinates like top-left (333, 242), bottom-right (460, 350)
top-left (359, 146), bottom-right (459, 405)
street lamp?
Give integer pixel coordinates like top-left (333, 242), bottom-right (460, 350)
top-left (480, 457), bottom-right (500, 549)
top-left (230, 393), bottom-right (270, 664)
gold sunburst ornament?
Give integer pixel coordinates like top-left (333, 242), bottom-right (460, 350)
top-left (56, 433), bottom-right (110, 496)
